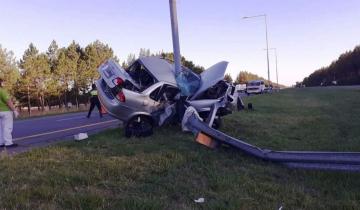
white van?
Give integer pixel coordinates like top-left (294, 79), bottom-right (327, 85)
top-left (246, 80), bottom-right (265, 94)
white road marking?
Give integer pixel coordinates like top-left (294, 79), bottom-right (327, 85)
top-left (15, 112), bottom-right (88, 124)
top-left (14, 119), bottom-right (118, 141)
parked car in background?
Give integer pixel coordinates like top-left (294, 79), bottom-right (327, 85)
top-left (264, 84), bottom-right (273, 93)
top-left (235, 84), bottom-right (246, 93)
top-left (246, 80), bottom-right (265, 94)
top-left (96, 57), bottom-right (237, 137)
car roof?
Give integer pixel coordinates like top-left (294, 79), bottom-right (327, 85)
top-left (138, 56), bottom-right (177, 86)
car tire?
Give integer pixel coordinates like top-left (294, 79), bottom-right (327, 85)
top-left (125, 115), bottom-right (153, 138)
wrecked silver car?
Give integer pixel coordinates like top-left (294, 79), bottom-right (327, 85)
top-left (96, 56), bottom-right (236, 137)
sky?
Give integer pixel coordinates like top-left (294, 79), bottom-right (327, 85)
top-left (1, 0), bottom-right (359, 86)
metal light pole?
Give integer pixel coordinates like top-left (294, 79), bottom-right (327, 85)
top-left (265, 48), bottom-right (279, 87)
top-left (169, 0), bottom-right (182, 75)
top-left (264, 48), bottom-right (279, 87)
top-left (269, 48), bottom-right (279, 88)
top-left (274, 49), bottom-right (278, 88)
top-left (243, 14), bottom-right (271, 84)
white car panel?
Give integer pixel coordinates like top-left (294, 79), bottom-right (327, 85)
top-left (191, 61), bottom-right (228, 100)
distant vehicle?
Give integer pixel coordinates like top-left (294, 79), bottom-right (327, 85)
top-left (264, 84), bottom-right (273, 93)
top-left (235, 84), bottom-right (246, 93)
top-left (96, 57), bottom-right (236, 137)
top-left (246, 80), bottom-right (265, 94)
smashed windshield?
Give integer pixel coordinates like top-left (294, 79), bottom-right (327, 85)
top-left (175, 67), bottom-right (201, 96)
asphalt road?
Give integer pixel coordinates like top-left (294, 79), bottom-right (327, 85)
top-left (2, 112), bottom-right (121, 154)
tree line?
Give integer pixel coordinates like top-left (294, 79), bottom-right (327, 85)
top-left (235, 71), bottom-right (267, 84)
top-left (0, 40), bottom-right (117, 116)
top-left (0, 41), bottom-right (283, 116)
top-left (233, 71), bottom-right (283, 88)
top-left (303, 45), bottom-right (360, 86)
top-left (0, 43), bottom-right (210, 116)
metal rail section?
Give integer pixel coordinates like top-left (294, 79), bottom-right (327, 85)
top-left (184, 110), bottom-right (360, 171)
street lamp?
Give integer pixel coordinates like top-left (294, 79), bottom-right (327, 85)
top-left (268, 48), bottom-right (279, 89)
top-left (243, 14), bottom-right (271, 84)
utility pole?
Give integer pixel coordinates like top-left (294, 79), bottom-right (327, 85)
top-left (169, 0), bottom-right (182, 75)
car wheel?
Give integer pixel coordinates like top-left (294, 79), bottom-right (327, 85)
top-left (125, 116), bottom-right (153, 138)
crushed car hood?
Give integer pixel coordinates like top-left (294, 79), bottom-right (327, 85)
top-left (190, 61), bottom-right (228, 100)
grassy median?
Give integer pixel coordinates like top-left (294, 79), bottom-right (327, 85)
top-left (0, 87), bottom-right (360, 209)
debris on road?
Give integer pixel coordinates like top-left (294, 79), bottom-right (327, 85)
top-left (194, 197), bottom-right (205, 203)
top-left (74, 133), bottom-right (88, 141)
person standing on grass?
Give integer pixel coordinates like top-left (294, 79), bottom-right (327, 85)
top-left (87, 84), bottom-right (103, 118)
top-left (0, 78), bottom-right (19, 148)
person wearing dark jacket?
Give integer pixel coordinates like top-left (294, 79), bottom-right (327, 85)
top-left (87, 84), bottom-right (103, 118)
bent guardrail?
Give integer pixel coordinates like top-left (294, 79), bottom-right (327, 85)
top-left (183, 108), bottom-right (360, 171)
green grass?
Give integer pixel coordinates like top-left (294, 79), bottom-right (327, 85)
top-left (1, 87), bottom-right (360, 209)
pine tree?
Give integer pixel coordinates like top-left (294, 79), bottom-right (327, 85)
top-left (54, 42), bottom-right (81, 108)
top-left (126, 53), bottom-right (136, 66)
top-left (22, 53), bottom-right (51, 111)
top-left (0, 45), bottom-right (20, 95)
top-left (45, 40), bottom-right (62, 109)
top-left (18, 43), bottom-right (40, 115)
top-left (19, 43), bottom-right (39, 69)
top-left (224, 73), bottom-right (233, 83)
top-left (47, 40), bottom-right (59, 71)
